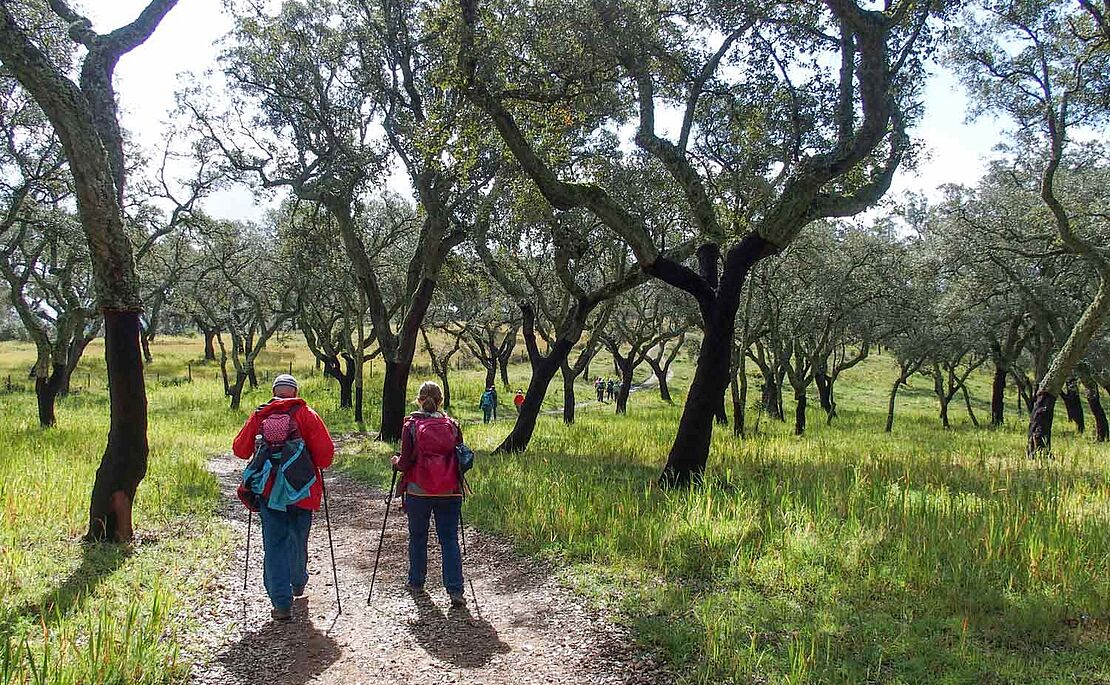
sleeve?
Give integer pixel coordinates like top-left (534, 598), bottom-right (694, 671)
top-left (454, 420), bottom-right (463, 445)
top-left (395, 421), bottom-right (417, 472)
top-left (232, 413), bottom-right (260, 459)
top-left (300, 408), bottom-right (335, 469)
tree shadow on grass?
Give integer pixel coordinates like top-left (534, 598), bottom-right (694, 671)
top-left (217, 599), bottom-right (341, 685)
top-left (407, 589), bottom-right (510, 668)
top-left (0, 541), bottom-right (131, 637)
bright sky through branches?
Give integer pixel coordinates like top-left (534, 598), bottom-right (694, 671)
top-left (88, 0), bottom-right (1004, 223)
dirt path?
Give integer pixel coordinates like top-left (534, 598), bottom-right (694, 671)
top-left (187, 447), bottom-right (670, 685)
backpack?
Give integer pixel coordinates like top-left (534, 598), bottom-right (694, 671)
top-left (405, 416), bottom-right (463, 495)
top-left (479, 390), bottom-right (493, 409)
top-left (238, 405), bottom-right (317, 511)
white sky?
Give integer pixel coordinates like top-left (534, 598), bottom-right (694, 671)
top-left (88, 1), bottom-right (1004, 222)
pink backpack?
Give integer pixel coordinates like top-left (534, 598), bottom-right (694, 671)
top-left (405, 416), bottom-right (461, 495)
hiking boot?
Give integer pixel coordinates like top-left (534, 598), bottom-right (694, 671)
top-left (449, 593), bottom-right (466, 609)
top-left (292, 585), bottom-right (307, 598)
top-left (271, 606), bottom-right (292, 621)
top-left (404, 582), bottom-right (425, 594)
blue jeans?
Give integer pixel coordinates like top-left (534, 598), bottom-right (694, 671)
top-left (258, 505), bottom-right (312, 610)
top-left (405, 495), bottom-right (464, 595)
top-left (482, 407), bottom-right (493, 423)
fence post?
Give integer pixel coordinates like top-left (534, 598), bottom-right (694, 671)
top-left (5, 375), bottom-right (10, 392)
top-left (288, 361), bottom-right (293, 374)
top-left (187, 362), bottom-right (192, 382)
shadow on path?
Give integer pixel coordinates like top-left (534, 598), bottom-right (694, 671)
top-left (407, 590), bottom-right (511, 668)
top-left (216, 598), bottom-right (341, 685)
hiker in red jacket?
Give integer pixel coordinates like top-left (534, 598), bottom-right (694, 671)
top-left (233, 374), bottom-right (334, 621)
top-left (391, 381), bottom-right (467, 608)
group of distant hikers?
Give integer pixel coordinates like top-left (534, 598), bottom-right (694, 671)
top-left (594, 376), bottom-right (623, 402)
top-left (478, 385), bottom-right (526, 423)
top-left (233, 374), bottom-right (473, 620)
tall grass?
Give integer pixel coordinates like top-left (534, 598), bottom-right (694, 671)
top-left (0, 335), bottom-right (1105, 684)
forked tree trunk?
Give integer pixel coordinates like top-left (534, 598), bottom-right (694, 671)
top-left (658, 234), bottom-right (775, 485)
top-left (86, 312), bottom-right (148, 543)
top-left (616, 366), bottom-right (633, 414)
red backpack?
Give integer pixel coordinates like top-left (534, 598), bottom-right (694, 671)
top-left (405, 416), bottom-right (461, 495)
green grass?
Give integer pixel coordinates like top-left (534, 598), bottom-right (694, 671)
top-left (0, 335), bottom-right (1106, 684)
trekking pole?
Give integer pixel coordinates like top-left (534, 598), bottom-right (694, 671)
top-left (321, 476), bottom-right (342, 615)
top-left (459, 473), bottom-right (480, 616)
top-left (368, 469), bottom-right (399, 605)
top-left (243, 509), bottom-right (252, 591)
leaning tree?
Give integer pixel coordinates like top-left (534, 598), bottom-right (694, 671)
top-left (459, 0), bottom-right (954, 484)
top-left (0, 0), bottom-right (180, 541)
top-left (950, 0), bottom-right (1110, 456)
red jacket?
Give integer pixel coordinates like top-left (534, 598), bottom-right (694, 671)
top-left (233, 397), bottom-right (335, 511)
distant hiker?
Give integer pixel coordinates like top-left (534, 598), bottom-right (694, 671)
top-left (479, 386), bottom-right (497, 423)
top-left (233, 373), bottom-right (334, 622)
top-left (606, 378), bottom-right (615, 401)
top-left (595, 377), bottom-right (604, 402)
top-left (513, 389), bottom-right (525, 413)
top-left (391, 381), bottom-right (467, 609)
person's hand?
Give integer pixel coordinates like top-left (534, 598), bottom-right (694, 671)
top-left (391, 453), bottom-right (401, 471)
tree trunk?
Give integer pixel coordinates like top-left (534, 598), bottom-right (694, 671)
top-left (338, 373), bottom-right (354, 409)
top-left (1084, 381), bottom-right (1107, 442)
top-left (761, 377), bottom-right (784, 421)
top-left (228, 372), bottom-right (247, 411)
top-left (1061, 379), bottom-right (1085, 433)
top-left (815, 371), bottom-right (833, 415)
top-left (86, 311), bottom-right (148, 543)
top-left (203, 329), bottom-right (217, 361)
top-left (561, 362), bottom-right (576, 425)
top-left (885, 377), bottom-right (902, 432)
top-left (35, 363), bottom-right (66, 428)
top-left (1027, 391), bottom-right (1056, 456)
top-left (140, 332), bottom-right (153, 364)
top-left (793, 386), bottom-right (807, 436)
top-left (247, 364), bottom-right (258, 390)
top-left (714, 394), bottom-right (727, 425)
top-left (939, 396), bottom-right (951, 429)
top-left (498, 356), bottom-right (510, 389)
top-left (657, 235), bottom-right (776, 485)
top-left (961, 384), bottom-right (980, 428)
top-left (616, 366), bottom-right (633, 414)
top-left (380, 359), bottom-right (412, 442)
top-left (484, 364), bottom-right (497, 391)
top-left (496, 341), bottom-right (572, 453)
top-left (646, 357), bottom-right (672, 403)
top-left (990, 361), bottom-right (1007, 428)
